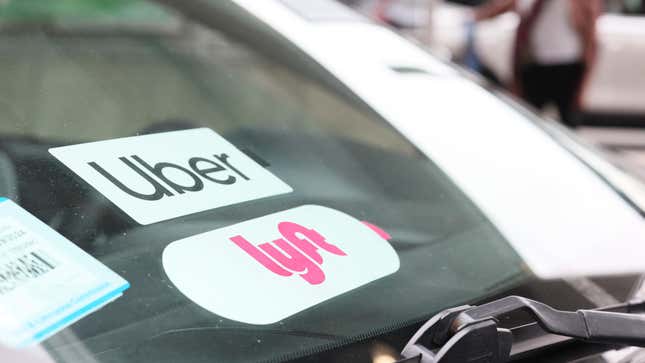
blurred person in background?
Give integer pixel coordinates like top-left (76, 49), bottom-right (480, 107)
top-left (474, 0), bottom-right (602, 128)
top-left (373, 0), bottom-right (431, 29)
top-left (368, 0), bottom-right (438, 43)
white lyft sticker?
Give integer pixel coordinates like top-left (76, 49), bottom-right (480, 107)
top-left (49, 128), bottom-right (292, 225)
top-left (0, 199), bottom-right (129, 347)
top-left (162, 205), bottom-right (399, 325)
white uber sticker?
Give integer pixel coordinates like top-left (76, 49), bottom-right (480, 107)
top-left (0, 198), bottom-right (129, 347)
top-left (49, 128), bottom-right (292, 225)
top-left (162, 205), bottom-right (399, 325)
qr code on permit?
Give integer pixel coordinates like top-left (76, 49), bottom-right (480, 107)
top-left (0, 251), bottom-right (58, 295)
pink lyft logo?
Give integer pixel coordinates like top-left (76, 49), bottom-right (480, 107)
top-left (230, 221), bottom-right (347, 285)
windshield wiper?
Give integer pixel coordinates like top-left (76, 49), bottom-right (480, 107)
top-left (397, 296), bottom-right (645, 363)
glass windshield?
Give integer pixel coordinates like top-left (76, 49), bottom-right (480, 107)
top-left (0, 0), bottom-right (528, 362)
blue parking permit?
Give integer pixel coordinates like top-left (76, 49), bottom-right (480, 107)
top-left (0, 198), bottom-right (129, 347)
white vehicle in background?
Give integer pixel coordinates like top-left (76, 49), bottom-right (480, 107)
top-left (426, 0), bottom-right (645, 124)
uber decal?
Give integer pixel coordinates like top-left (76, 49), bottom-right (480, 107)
top-left (162, 205), bottom-right (400, 325)
top-left (49, 128), bottom-right (292, 225)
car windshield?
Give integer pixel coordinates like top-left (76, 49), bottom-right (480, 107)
top-left (0, 0), bottom-right (528, 362)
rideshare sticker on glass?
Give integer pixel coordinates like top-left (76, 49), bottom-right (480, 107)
top-left (49, 128), bottom-right (292, 225)
top-left (162, 205), bottom-right (399, 325)
top-left (0, 198), bottom-right (129, 347)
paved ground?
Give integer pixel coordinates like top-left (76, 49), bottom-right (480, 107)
top-left (577, 127), bottom-right (645, 181)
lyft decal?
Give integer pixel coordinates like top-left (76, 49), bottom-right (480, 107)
top-left (230, 221), bottom-right (348, 285)
top-left (49, 128), bottom-right (292, 225)
top-left (162, 205), bottom-right (399, 324)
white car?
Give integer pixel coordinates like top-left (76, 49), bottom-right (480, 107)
top-left (2, 0), bottom-right (645, 362)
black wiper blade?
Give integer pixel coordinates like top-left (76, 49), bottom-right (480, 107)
top-left (397, 296), bottom-right (645, 363)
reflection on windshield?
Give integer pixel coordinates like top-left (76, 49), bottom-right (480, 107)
top-left (0, 0), bottom-right (178, 31)
top-left (0, 0), bottom-right (528, 362)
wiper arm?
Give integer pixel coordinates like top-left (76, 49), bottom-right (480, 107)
top-left (397, 296), bottom-right (645, 363)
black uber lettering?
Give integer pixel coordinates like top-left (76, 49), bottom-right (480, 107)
top-left (88, 158), bottom-right (173, 201)
top-left (132, 155), bottom-right (204, 194)
top-left (88, 153), bottom-right (252, 201)
top-left (188, 157), bottom-right (235, 184)
top-left (213, 153), bottom-right (250, 181)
